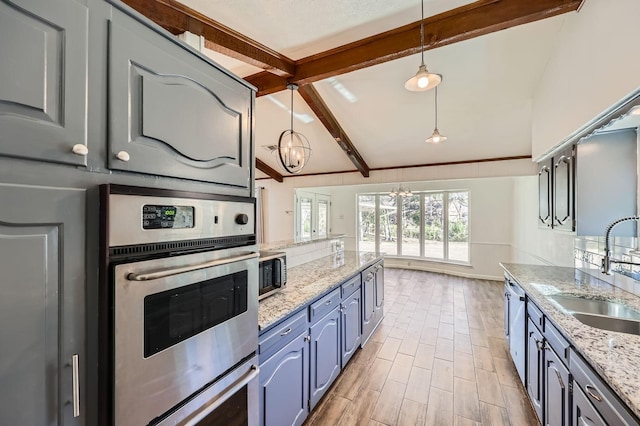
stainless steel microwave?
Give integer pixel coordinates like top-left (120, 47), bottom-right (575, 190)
top-left (258, 251), bottom-right (286, 300)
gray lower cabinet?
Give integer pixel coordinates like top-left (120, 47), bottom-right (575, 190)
top-left (527, 318), bottom-right (545, 422)
top-left (545, 346), bottom-right (570, 426)
top-left (309, 306), bottom-right (341, 409)
top-left (572, 382), bottom-right (606, 426)
top-left (259, 331), bottom-right (310, 426)
top-left (0, 0), bottom-right (89, 166)
top-left (0, 184), bottom-right (86, 425)
top-left (107, 7), bottom-right (254, 190)
top-left (362, 261), bottom-right (384, 345)
top-left (341, 287), bottom-right (361, 367)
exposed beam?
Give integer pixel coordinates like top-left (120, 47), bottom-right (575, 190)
top-left (247, 0), bottom-right (582, 94)
top-left (121, 0), bottom-right (296, 77)
top-left (297, 84), bottom-right (370, 177)
top-left (256, 158), bottom-right (284, 182)
top-left (244, 72), bottom-right (289, 97)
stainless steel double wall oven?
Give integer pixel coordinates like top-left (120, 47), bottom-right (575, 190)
top-left (98, 185), bottom-right (259, 425)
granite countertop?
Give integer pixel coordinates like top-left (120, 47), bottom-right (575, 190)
top-left (258, 250), bottom-right (383, 332)
top-left (259, 234), bottom-right (344, 251)
top-left (500, 263), bottom-right (640, 418)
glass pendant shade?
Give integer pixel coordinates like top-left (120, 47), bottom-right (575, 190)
top-left (405, 64), bottom-right (442, 92)
top-left (426, 128), bottom-right (447, 144)
top-left (276, 84), bottom-right (312, 174)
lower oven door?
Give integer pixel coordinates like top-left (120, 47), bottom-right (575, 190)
top-left (159, 355), bottom-right (259, 426)
top-left (112, 247), bottom-right (258, 425)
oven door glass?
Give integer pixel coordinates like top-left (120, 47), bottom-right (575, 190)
top-left (144, 270), bottom-right (248, 357)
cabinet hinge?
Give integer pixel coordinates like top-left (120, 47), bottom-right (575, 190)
top-left (569, 381), bottom-right (573, 395)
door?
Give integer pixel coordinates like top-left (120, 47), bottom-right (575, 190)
top-left (108, 9), bottom-right (254, 190)
top-left (527, 319), bottom-right (545, 423)
top-left (538, 160), bottom-right (552, 228)
top-left (309, 306), bottom-right (341, 409)
top-left (341, 290), bottom-right (361, 367)
top-left (545, 347), bottom-right (570, 426)
top-left (0, 0), bottom-right (89, 166)
top-left (553, 146), bottom-right (575, 232)
top-left (295, 191), bottom-right (331, 240)
top-left (0, 184), bottom-right (86, 425)
top-left (259, 332), bottom-right (309, 426)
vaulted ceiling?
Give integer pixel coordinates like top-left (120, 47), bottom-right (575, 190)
top-left (122, 0), bottom-right (583, 181)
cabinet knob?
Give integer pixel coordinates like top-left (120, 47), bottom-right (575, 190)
top-left (116, 151), bottom-right (131, 162)
top-left (72, 144), bottom-right (88, 156)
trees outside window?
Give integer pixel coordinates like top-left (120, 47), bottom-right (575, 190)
top-left (357, 191), bottom-right (469, 263)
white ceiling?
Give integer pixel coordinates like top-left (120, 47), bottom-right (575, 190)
top-left (176, 0), bottom-right (569, 179)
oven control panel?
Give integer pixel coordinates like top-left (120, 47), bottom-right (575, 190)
top-left (107, 190), bottom-right (255, 247)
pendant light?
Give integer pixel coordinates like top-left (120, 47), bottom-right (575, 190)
top-left (426, 85), bottom-right (447, 144)
top-left (389, 185), bottom-right (413, 197)
top-left (405, 0), bottom-right (441, 92)
top-left (277, 84), bottom-right (312, 174)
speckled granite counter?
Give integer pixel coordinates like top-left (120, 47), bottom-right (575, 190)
top-left (259, 234), bottom-right (345, 251)
top-left (500, 263), bottom-right (640, 418)
top-left (258, 251), bottom-right (383, 332)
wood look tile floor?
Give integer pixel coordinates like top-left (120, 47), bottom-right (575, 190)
top-left (303, 269), bottom-right (538, 426)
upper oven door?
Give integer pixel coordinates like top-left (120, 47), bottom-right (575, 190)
top-left (112, 247), bottom-right (258, 425)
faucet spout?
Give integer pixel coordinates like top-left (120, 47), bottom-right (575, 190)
top-left (602, 216), bottom-right (640, 274)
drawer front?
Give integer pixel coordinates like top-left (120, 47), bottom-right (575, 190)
top-left (544, 320), bottom-right (570, 363)
top-left (259, 309), bottom-right (308, 360)
top-left (569, 349), bottom-right (639, 426)
top-left (527, 300), bottom-right (544, 330)
top-left (310, 287), bottom-right (341, 323)
top-left (341, 275), bottom-right (361, 299)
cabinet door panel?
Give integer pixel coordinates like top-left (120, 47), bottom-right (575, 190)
top-left (545, 347), bottom-right (570, 426)
top-left (310, 307), bottom-right (341, 409)
top-left (361, 271), bottom-right (375, 345)
top-left (0, 185), bottom-right (86, 425)
top-left (553, 148), bottom-right (575, 232)
top-left (527, 319), bottom-right (544, 422)
top-left (341, 290), bottom-right (361, 367)
top-left (260, 332), bottom-right (309, 426)
top-left (108, 12), bottom-right (253, 189)
top-left (0, 0), bottom-right (88, 166)
top-left (538, 163), bottom-right (552, 228)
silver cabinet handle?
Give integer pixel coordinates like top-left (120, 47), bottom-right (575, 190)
top-left (116, 151), bottom-right (130, 162)
top-left (128, 252), bottom-right (259, 281)
top-left (325, 300), bottom-right (333, 306)
top-left (184, 365), bottom-right (259, 426)
top-left (585, 384), bottom-right (602, 402)
top-left (72, 144), bottom-right (88, 156)
top-left (304, 335), bottom-right (311, 342)
top-left (554, 368), bottom-right (564, 389)
top-left (366, 273), bottom-right (374, 282)
top-left (534, 338), bottom-right (545, 352)
top-left (280, 327), bottom-right (292, 336)
top-left (72, 354), bottom-right (80, 418)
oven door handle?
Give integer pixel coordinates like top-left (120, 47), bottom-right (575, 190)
top-left (127, 251), bottom-right (259, 281)
top-left (183, 364), bottom-right (260, 426)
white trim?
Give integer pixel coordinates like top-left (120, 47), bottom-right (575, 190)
top-left (384, 263), bottom-right (503, 282)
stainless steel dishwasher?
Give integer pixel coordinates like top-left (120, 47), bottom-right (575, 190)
top-left (505, 276), bottom-right (526, 385)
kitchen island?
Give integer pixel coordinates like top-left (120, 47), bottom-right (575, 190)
top-left (258, 250), bottom-right (382, 331)
top-left (501, 263), bottom-right (640, 422)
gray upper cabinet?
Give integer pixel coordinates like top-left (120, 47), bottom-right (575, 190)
top-left (108, 8), bottom-right (254, 190)
top-left (0, 0), bottom-right (89, 166)
top-left (0, 184), bottom-right (86, 425)
top-left (553, 146), bottom-right (575, 232)
top-left (538, 159), bottom-right (553, 228)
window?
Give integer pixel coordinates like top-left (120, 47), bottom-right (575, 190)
top-left (357, 191), bottom-right (469, 263)
top-left (295, 191), bottom-right (331, 240)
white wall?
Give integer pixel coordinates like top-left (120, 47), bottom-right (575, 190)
top-left (510, 176), bottom-right (575, 266)
top-left (532, 0), bottom-right (640, 159)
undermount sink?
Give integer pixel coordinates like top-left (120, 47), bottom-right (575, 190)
top-left (571, 313), bottom-right (640, 336)
top-left (548, 295), bottom-right (640, 335)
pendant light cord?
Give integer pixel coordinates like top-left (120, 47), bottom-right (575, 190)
top-left (434, 86), bottom-right (438, 129)
top-left (290, 86), bottom-right (294, 132)
top-left (420, 0), bottom-right (425, 66)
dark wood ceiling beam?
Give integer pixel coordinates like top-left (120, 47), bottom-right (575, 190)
top-left (247, 0), bottom-right (582, 93)
top-left (243, 72), bottom-right (289, 97)
top-left (256, 158), bottom-right (284, 182)
top-left (121, 0), bottom-right (296, 77)
top-left (298, 84), bottom-right (370, 177)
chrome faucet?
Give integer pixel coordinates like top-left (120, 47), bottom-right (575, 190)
top-left (602, 216), bottom-right (640, 274)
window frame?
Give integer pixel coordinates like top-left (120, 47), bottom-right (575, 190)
top-left (357, 190), bottom-right (470, 264)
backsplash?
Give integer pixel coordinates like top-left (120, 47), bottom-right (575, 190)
top-left (260, 236), bottom-right (344, 268)
top-left (574, 236), bottom-right (640, 296)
